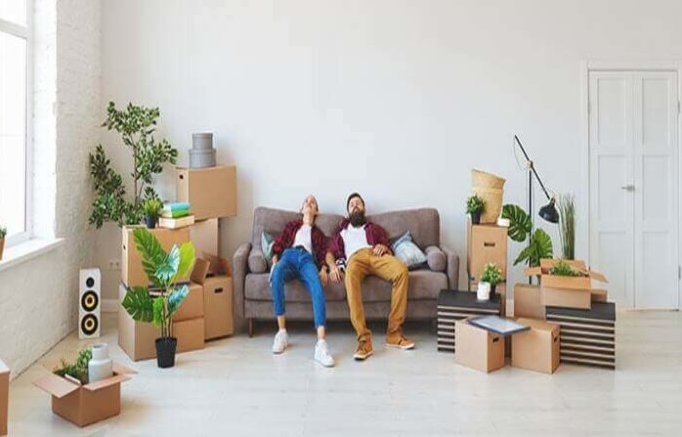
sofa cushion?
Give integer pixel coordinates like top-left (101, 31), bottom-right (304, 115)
top-left (244, 270), bottom-right (447, 303)
top-left (391, 231), bottom-right (427, 269)
top-left (248, 248), bottom-right (268, 274)
top-left (425, 246), bottom-right (447, 272)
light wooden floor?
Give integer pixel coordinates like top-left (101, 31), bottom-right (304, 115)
top-left (6, 311), bottom-right (682, 436)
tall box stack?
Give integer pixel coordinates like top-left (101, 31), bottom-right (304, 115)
top-left (545, 303), bottom-right (616, 369)
top-left (466, 222), bottom-right (508, 315)
top-left (0, 358), bottom-right (8, 436)
top-left (437, 290), bottom-right (501, 353)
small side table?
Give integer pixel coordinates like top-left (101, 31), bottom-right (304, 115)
top-left (437, 289), bottom-right (501, 353)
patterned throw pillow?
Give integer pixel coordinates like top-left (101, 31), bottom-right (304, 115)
top-left (391, 231), bottom-right (427, 270)
top-left (261, 231), bottom-right (275, 267)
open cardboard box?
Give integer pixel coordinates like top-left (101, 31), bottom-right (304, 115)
top-left (191, 255), bottom-right (234, 340)
top-left (0, 358), bottom-right (8, 436)
top-left (525, 259), bottom-right (608, 309)
top-left (33, 362), bottom-right (136, 428)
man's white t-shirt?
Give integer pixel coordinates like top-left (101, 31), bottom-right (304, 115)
top-left (293, 223), bottom-right (313, 254)
top-left (341, 224), bottom-right (372, 259)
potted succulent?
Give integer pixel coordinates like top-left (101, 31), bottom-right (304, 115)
top-left (0, 225), bottom-right (6, 260)
top-left (480, 262), bottom-right (503, 298)
top-left (122, 228), bottom-right (196, 368)
top-left (142, 198), bottom-right (163, 229)
top-left (466, 195), bottom-right (485, 225)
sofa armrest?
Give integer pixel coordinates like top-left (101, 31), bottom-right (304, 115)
top-left (424, 246), bottom-right (447, 272)
top-left (233, 242), bottom-right (252, 332)
top-left (440, 245), bottom-right (460, 290)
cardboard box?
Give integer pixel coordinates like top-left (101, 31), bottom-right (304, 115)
top-left (0, 359), bottom-right (8, 436)
top-left (591, 289), bottom-right (608, 303)
top-left (121, 226), bottom-right (190, 288)
top-left (525, 259), bottom-right (608, 310)
top-left (189, 218), bottom-right (219, 258)
top-left (176, 165), bottom-right (237, 220)
top-left (175, 318), bottom-right (206, 352)
top-left (118, 284), bottom-right (205, 361)
top-left (467, 222), bottom-right (508, 282)
top-left (513, 283), bottom-right (544, 319)
top-left (33, 362), bottom-right (135, 428)
top-left (454, 319), bottom-right (505, 373)
top-left (172, 283), bottom-right (204, 322)
top-left (192, 256), bottom-right (234, 339)
top-left (511, 318), bottom-right (560, 374)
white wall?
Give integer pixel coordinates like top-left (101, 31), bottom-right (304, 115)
top-left (0, 0), bottom-right (100, 376)
top-left (96, 0), bottom-right (682, 301)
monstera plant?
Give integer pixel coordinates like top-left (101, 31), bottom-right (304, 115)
top-left (501, 204), bottom-right (553, 267)
top-left (122, 228), bottom-right (196, 368)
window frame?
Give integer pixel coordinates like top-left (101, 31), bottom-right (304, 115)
top-left (0, 0), bottom-right (33, 247)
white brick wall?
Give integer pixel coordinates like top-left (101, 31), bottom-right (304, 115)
top-left (0, 0), bottom-right (100, 378)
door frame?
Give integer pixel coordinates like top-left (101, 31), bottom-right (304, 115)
top-left (580, 60), bottom-right (682, 310)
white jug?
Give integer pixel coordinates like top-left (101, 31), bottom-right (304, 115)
top-left (88, 343), bottom-right (113, 383)
top-left (477, 282), bottom-right (491, 301)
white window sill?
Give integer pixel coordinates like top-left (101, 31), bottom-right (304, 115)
top-left (0, 238), bottom-right (64, 273)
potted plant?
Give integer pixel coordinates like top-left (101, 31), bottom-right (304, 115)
top-left (466, 194), bottom-right (485, 225)
top-left (54, 347), bottom-right (93, 384)
top-left (558, 194), bottom-right (575, 260)
top-left (0, 225), bottom-right (6, 260)
top-left (549, 259), bottom-right (581, 277)
top-left (480, 262), bottom-right (503, 298)
top-left (122, 228), bottom-right (196, 368)
top-left (142, 198), bottom-right (163, 229)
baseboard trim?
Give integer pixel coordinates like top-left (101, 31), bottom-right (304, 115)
top-left (102, 298), bottom-right (119, 313)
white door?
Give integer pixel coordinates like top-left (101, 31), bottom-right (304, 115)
top-left (589, 70), bottom-right (679, 310)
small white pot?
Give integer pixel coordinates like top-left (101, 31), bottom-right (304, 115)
top-left (88, 343), bottom-right (113, 383)
top-left (477, 282), bottom-right (491, 301)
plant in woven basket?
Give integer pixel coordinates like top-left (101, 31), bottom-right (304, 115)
top-left (54, 347), bottom-right (93, 384)
top-left (549, 259), bottom-right (582, 277)
top-left (89, 102), bottom-right (178, 228)
top-left (558, 194), bottom-right (575, 260)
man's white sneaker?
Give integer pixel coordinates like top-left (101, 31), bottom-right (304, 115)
top-left (272, 330), bottom-right (288, 354)
top-left (314, 339), bottom-right (335, 367)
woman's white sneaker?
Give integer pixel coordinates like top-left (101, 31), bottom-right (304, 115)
top-left (272, 330), bottom-right (288, 354)
top-left (314, 339), bottom-right (335, 367)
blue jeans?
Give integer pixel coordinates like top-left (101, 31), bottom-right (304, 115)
top-left (270, 247), bottom-right (326, 328)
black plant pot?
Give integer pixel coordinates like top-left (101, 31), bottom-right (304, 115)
top-left (155, 337), bottom-right (177, 368)
top-left (471, 211), bottom-right (481, 225)
top-left (490, 283), bottom-right (497, 298)
top-left (145, 215), bottom-right (158, 229)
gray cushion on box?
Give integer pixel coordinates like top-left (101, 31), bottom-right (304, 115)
top-left (248, 248), bottom-right (268, 274)
top-left (425, 246), bottom-right (447, 272)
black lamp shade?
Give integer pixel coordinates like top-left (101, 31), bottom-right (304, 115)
top-left (539, 198), bottom-right (560, 224)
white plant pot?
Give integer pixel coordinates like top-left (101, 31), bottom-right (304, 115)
top-left (88, 343), bottom-right (113, 383)
top-left (477, 282), bottom-right (491, 301)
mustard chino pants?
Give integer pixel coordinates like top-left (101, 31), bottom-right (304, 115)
top-left (344, 248), bottom-right (409, 342)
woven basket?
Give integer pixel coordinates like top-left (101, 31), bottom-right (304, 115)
top-left (472, 169), bottom-right (506, 190)
top-left (472, 187), bottom-right (504, 224)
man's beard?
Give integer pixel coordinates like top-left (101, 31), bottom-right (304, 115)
top-left (349, 210), bottom-right (366, 227)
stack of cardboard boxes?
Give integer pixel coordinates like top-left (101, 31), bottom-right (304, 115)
top-left (118, 165), bottom-right (237, 361)
top-left (466, 221), bottom-right (508, 315)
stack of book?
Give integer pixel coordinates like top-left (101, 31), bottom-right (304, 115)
top-left (545, 302), bottom-right (616, 370)
top-left (437, 290), bottom-right (501, 353)
top-left (159, 202), bottom-right (195, 229)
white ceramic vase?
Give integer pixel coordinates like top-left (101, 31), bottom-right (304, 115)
top-left (88, 343), bottom-right (113, 384)
top-left (477, 282), bottom-right (491, 301)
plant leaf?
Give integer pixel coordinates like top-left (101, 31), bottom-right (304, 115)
top-left (152, 297), bottom-right (165, 328)
top-left (501, 204), bottom-right (532, 242)
top-left (168, 285), bottom-right (190, 316)
top-left (121, 286), bottom-right (154, 322)
top-left (156, 244), bottom-right (180, 285)
top-left (175, 242), bottom-right (196, 280)
top-left (533, 229), bottom-right (553, 263)
top-left (133, 228), bottom-right (167, 286)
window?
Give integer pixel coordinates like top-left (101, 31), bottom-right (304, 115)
top-left (0, 0), bottom-right (31, 245)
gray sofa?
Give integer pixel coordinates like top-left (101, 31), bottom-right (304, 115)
top-left (233, 207), bottom-right (459, 336)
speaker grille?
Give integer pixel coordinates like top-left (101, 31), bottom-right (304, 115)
top-left (80, 314), bottom-right (99, 336)
top-left (81, 290), bottom-right (99, 312)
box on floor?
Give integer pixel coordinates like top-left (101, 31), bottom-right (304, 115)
top-left (189, 218), bottom-right (219, 258)
top-left (511, 318), bottom-right (560, 374)
top-left (0, 359), bottom-right (8, 436)
top-left (192, 255), bottom-right (234, 340)
top-left (33, 362), bottom-right (135, 428)
top-left (121, 226), bottom-right (190, 288)
top-left (118, 283), bottom-right (205, 361)
top-left (525, 259), bottom-right (608, 310)
top-left (454, 318), bottom-right (505, 373)
top-left (176, 165), bottom-right (237, 220)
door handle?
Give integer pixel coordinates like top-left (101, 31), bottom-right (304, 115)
top-left (621, 185), bottom-right (635, 192)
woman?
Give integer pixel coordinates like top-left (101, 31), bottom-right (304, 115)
top-left (269, 195), bottom-right (334, 367)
